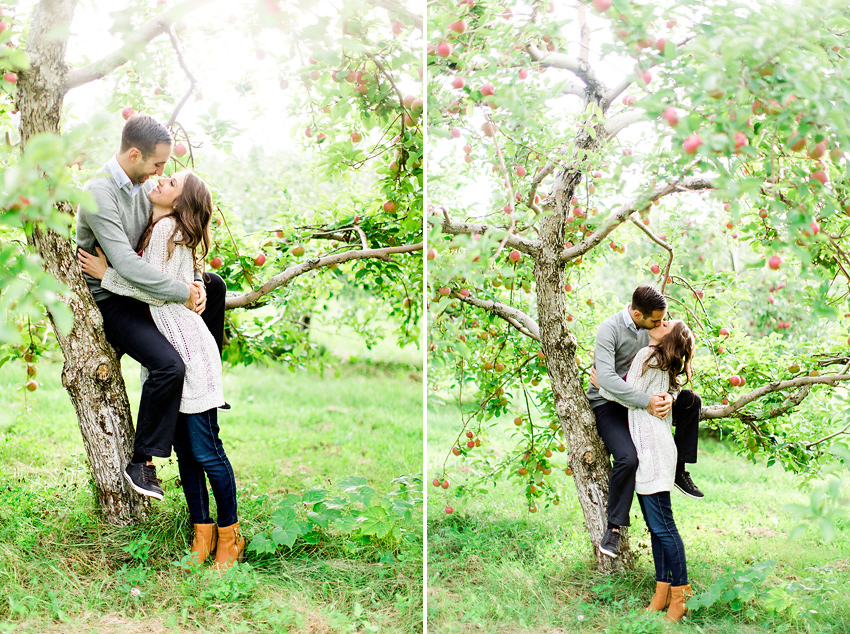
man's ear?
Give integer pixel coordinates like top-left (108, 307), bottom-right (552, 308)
top-left (127, 147), bottom-right (142, 163)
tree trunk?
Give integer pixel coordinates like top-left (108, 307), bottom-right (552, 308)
top-left (534, 101), bottom-right (632, 572)
top-left (20, 0), bottom-right (146, 524)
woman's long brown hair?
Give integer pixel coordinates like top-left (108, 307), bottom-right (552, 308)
top-left (137, 172), bottom-right (212, 270)
top-left (642, 320), bottom-right (695, 389)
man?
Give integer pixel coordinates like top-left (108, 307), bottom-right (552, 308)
top-left (76, 114), bottom-right (227, 500)
top-left (587, 285), bottom-right (703, 558)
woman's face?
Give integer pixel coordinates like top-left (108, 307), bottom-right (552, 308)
top-left (149, 171), bottom-right (188, 207)
top-left (648, 319), bottom-right (677, 343)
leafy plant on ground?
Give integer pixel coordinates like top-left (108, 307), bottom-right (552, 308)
top-left (249, 474), bottom-right (422, 559)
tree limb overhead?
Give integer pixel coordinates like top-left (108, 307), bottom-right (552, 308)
top-left (451, 291), bottom-right (541, 341)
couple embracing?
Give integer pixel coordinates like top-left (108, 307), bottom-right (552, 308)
top-left (588, 285), bottom-right (704, 623)
top-left (75, 114), bottom-right (243, 570)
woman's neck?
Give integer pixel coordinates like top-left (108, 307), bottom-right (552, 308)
top-left (151, 204), bottom-right (172, 222)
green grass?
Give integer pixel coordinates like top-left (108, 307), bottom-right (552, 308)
top-left (0, 330), bottom-right (423, 634)
top-left (427, 399), bottom-right (850, 634)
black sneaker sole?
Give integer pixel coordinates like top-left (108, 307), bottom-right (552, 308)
top-left (123, 469), bottom-right (164, 501)
top-left (675, 483), bottom-right (705, 499)
top-left (599, 545), bottom-right (619, 558)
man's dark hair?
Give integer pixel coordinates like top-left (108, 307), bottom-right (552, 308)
top-left (632, 285), bottom-right (667, 316)
top-left (119, 114), bottom-right (172, 157)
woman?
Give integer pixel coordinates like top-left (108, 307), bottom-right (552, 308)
top-left (599, 319), bottom-right (696, 623)
top-left (79, 170), bottom-right (245, 571)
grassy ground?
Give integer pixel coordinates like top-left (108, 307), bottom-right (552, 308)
top-left (427, 400), bottom-right (850, 634)
top-left (0, 323), bottom-right (423, 634)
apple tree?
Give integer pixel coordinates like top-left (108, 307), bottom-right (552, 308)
top-left (427, 0), bottom-right (850, 571)
top-left (0, 0), bottom-right (422, 524)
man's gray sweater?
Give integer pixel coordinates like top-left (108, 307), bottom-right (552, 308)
top-left (76, 160), bottom-right (189, 304)
top-left (586, 305), bottom-right (652, 410)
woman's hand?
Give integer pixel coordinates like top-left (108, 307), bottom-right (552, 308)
top-left (78, 246), bottom-right (109, 280)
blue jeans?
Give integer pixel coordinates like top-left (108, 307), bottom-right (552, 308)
top-left (172, 409), bottom-right (238, 527)
top-left (637, 492), bottom-right (688, 586)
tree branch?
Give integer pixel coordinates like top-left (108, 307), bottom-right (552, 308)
top-left (224, 242), bottom-right (422, 309)
top-left (451, 291), bottom-right (540, 341)
top-left (559, 177), bottom-right (715, 262)
top-left (605, 110), bottom-right (648, 139)
top-left (165, 29), bottom-right (196, 128)
top-left (440, 209), bottom-right (538, 255)
top-left (63, 1), bottom-right (205, 93)
top-left (701, 373), bottom-right (850, 420)
top-left (525, 44), bottom-right (603, 90)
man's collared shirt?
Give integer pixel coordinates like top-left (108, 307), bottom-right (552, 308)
top-left (106, 154), bottom-right (141, 197)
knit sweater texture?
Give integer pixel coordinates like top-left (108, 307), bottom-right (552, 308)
top-left (101, 217), bottom-right (224, 414)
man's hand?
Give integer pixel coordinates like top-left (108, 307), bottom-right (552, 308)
top-left (646, 393), bottom-right (673, 419)
top-left (184, 283), bottom-right (201, 311)
top-left (590, 366), bottom-right (599, 389)
top-left (192, 281), bottom-right (207, 315)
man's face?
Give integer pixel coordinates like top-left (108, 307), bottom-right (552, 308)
top-left (128, 142), bottom-right (172, 184)
top-left (633, 308), bottom-right (666, 330)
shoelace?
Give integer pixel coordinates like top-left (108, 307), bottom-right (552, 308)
top-left (143, 464), bottom-right (159, 485)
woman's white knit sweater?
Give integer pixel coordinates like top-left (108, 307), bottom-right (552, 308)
top-left (599, 346), bottom-right (677, 494)
top-left (101, 217), bottom-right (224, 414)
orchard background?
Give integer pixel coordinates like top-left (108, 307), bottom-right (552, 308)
top-left (427, 0), bottom-right (850, 630)
top-left (0, 0), bottom-right (423, 632)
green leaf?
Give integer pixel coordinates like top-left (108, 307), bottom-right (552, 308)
top-left (358, 506), bottom-right (392, 538)
top-left (271, 523), bottom-right (302, 549)
top-left (302, 487), bottom-right (328, 505)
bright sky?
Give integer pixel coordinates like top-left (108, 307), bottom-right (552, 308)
top-left (61, 0), bottom-right (422, 160)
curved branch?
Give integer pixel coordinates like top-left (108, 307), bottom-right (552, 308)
top-left (701, 373), bottom-right (850, 420)
top-left (224, 242), bottom-right (422, 309)
top-left (451, 291), bottom-right (540, 341)
top-left (559, 177), bottom-right (716, 262)
top-left (605, 110), bottom-right (648, 139)
top-left (440, 210), bottom-right (538, 255)
top-left (63, 0), bottom-right (206, 92)
top-left (165, 29), bottom-right (196, 128)
top-left (525, 44), bottom-right (603, 90)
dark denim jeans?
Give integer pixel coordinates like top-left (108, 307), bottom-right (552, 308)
top-left (638, 491), bottom-right (688, 586)
top-left (594, 390), bottom-right (701, 527)
top-left (97, 295), bottom-right (184, 458)
top-left (173, 408), bottom-right (238, 527)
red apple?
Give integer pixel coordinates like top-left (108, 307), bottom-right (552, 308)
top-left (452, 446), bottom-right (461, 456)
top-left (450, 127), bottom-right (462, 138)
top-left (438, 287), bottom-right (451, 296)
top-left (210, 256), bottom-right (223, 269)
top-left (427, 248), bottom-right (437, 260)
top-left (592, 0), bottom-right (612, 11)
top-left (466, 440), bottom-right (475, 448)
top-left (449, 20), bottom-right (467, 34)
top-left (254, 253), bottom-right (266, 266)
top-left (651, 264), bottom-right (661, 274)
top-left (719, 328), bottom-right (730, 338)
top-left (480, 82), bottom-right (495, 96)
top-left (292, 245), bottom-right (306, 257)
top-left (734, 132), bottom-right (748, 149)
top-left (459, 288), bottom-right (470, 297)
top-left (515, 166), bottom-right (527, 177)
top-left (810, 170), bottom-right (828, 185)
top-left (383, 200), bottom-right (398, 212)
top-left (509, 250), bottom-right (521, 262)
top-left (721, 398), bottom-right (729, 405)
top-left (768, 255), bottom-right (782, 270)
top-left (441, 479), bottom-right (450, 489)
top-left (808, 141), bottom-right (827, 159)
top-left (729, 375), bottom-right (742, 387)
top-left (121, 106), bottom-right (135, 120)
top-left (350, 131), bottom-right (362, 142)
top-left (173, 143), bottom-right (188, 158)
top-left (518, 69), bottom-right (529, 80)
top-left (682, 133), bottom-right (703, 154)
top-left (25, 380), bottom-right (38, 392)
top-left (445, 506), bottom-right (454, 514)
top-left (392, 20), bottom-right (404, 35)
top-left (452, 76), bottom-right (465, 89)
top-left (661, 106), bottom-right (679, 128)
top-left (436, 41), bottom-right (453, 58)
top-left (432, 478), bottom-right (441, 487)
top-left (514, 416), bottom-right (523, 426)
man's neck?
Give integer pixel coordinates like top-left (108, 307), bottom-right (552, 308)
top-left (115, 153), bottom-right (135, 183)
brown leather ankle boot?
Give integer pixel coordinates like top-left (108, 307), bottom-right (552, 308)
top-left (182, 523), bottom-right (217, 570)
top-left (213, 521), bottom-right (245, 571)
top-left (644, 581), bottom-right (671, 612)
top-left (664, 584), bottom-right (693, 622)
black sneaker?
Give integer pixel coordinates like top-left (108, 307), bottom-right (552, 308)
top-left (218, 402), bottom-right (231, 412)
top-left (123, 462), bottom-right (164, 500)
top-left (599, 528), bottom-right (620, 558)
top-left (674, 468), bottom-right (704, 499)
